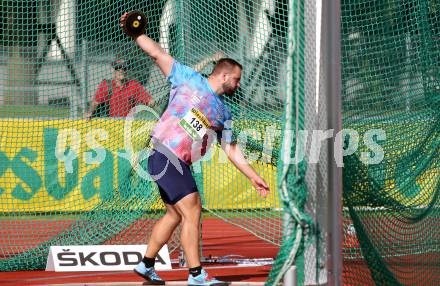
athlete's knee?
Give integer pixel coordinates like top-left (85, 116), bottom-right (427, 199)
top-left (170, 212), bottom-right (182, 224)
top-left (191, 200), bottom-right (202, 213)
top-left (179, 204), bottom-right (201, 223)
top-left (165, 209), bottom-right (182, 224)
top-left (186, 200), bottom-right (202, 216)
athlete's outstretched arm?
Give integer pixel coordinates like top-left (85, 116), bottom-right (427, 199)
top-left (135, 35), bottom-right (174, 77)
top-left (222, 142), bottom-right (270, 198)
top-left (120, 12), bottom-right (174, 77)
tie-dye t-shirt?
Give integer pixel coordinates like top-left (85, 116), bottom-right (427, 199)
top-left (151, 60), bottom-right (234, 165)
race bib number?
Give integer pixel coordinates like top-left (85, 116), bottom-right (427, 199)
top-left (179, 108), bottom-right (210, 140)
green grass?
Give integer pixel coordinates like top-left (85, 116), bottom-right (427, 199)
top-left (0, 105), bottom-right (70, 118)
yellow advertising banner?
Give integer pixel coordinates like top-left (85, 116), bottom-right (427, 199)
top-left (0, 118), bottom-right (279, 212)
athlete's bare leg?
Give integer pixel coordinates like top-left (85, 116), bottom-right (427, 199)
top-left (145, 203), bottom-right (182, 258)
top-left (173, 192), bottom-right (202, 268)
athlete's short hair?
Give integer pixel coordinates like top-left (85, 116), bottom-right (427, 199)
top-left (211, 58), bottom-right (242, 75)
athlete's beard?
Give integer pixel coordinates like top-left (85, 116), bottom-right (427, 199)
top-left (223, 82), bottom-right (237, 96)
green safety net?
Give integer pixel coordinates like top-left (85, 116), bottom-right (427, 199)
top-left (2, 0), bottom-right (438, 285)
top-left (341, 0), bottom-right (440, 285)
top-left (0, 0), bottom-right (290, 280)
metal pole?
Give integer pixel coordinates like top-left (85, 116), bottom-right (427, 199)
top-left (284, 265), bottom-right (297, 285)
top-left (282, 212), bottom-right (297, 284)
top-left (322, 0), bottom-right (343, 285)
top-left (282, 0), bottom-right (297, 283)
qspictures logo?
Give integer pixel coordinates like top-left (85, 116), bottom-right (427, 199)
top-left (0, 111), bottom-right (388, 205)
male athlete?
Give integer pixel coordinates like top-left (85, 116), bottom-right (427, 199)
top-left (120, 12), bottom-right (270, 286)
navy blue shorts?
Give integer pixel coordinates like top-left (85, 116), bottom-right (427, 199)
top-left (147, 148), bottom-right (198, 205)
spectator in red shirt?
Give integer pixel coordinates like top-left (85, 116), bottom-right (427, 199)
top-left (86, 59), bottom-right (153, 118)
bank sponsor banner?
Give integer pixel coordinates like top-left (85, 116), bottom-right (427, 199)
top-left (46, 244), bottom-right (171, 271)
top-left (0, 118), bottom-right (160, 212)
top-left (0, 118), bottom-right (279, 212)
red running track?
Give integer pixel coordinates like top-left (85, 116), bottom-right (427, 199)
top-left (0, 218), bottom-right (279, 285)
